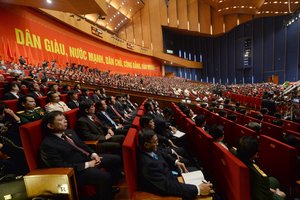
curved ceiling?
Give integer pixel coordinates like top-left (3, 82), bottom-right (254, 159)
top-left (0, 0), bottom-right (299, 33)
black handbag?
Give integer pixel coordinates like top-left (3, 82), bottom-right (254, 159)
top-left (0, 175), bottom-right (27, 200)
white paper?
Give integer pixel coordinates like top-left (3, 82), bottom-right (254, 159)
top-left (173, 130), bottom-right (186, 138)
top-left (182, 170), bottom-right (206, 186)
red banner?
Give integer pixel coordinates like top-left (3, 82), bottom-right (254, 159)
top-left (0, 4), bottom-right (162, 76)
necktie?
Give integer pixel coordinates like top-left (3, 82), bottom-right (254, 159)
top-left (61, 133), bottom-right (90, 156)
top-left (111, 105), bottom-right (125, 121)
top-left (103, 111), bottom-right (117, 128)
top-left (152, 153), bottom-right (158, 160)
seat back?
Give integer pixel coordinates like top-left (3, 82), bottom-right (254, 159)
top-left (261, 121), bottom-right (283, 140)
top-left (35, 96), bottom-right (48, 108)
top-left (258, 135), bottom-right (297, 190)
top-left (65, 108), bottom-right (79, 129)
top-left (211, 142), bottom-right (251, 200)
top-left (19, 120), bottom-right (43, 171)
top-left (194, 126), bottom-right (214, 171)
top-left (122, 128), bottom-right (138, 199)
top-left (219, 117), bottom-right (235, 147)
top-left (59, 94), bottom-right (68, 103)
top-left (3, 99), bottom-right (19, 112)
top-left (131, 116), bottom-right (141, 130)
top-left (282, 119), bottom-right (300, 132)
top-left (233, 124), bottom-right (256, 147)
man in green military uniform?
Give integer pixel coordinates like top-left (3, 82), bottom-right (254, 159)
top-left (237, 136), bottom-right (286, 200)
top-left (17, 95), bottom-right (45, 124)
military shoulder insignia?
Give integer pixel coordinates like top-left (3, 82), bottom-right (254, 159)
top-left (253, 164), bottom-right (267, 177)
top-left (17, 110), bottom-right (25, 114)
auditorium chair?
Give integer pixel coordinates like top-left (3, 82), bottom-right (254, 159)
top-left (21, 88), bottom-right (29, 95)
top-left (232, 124), bottom-right (257, 148)
top-left (19, 119), bottom-right (97, 199)
top-left (243, 115), bottom-right (260, 125)
top-left (131, 116), bottom-right (141, 130)
top-left (205, 111), bottom-right (219, 127)
top-left (64, 108), bottom-right (99, 152)
top-left (263, 114), bottom-right (277, 123)
top-left (59, 94), bottom-right (68, 103)
top-left (40, 87), bottom-right (48, 95)
top-left (219, 117), bottom-right (235, 147)
top-left (0, 88), bottom-right (4, 99)
top-left (261, 121), bottom-right (283, 141)
top-left (284, 129), bottom-right (300, 155)
top-left (258, 135), bottom-right (298, 195)
top-left (2, 99), bottom-right (19, 112)
top-left (35, 96), bottom-right (47, 108)
top-left (136, 109), bottom-right (144, 117)
top-left (182, 117), bottom-right (197, 153)
top-left (282, 119), bottom-right (300, 132)
top-left (122, 127), bottom-right (180, 200)
top-left (194, 126), bottom-right (214, 173)
top-left (211, 142), bottom-right (251, 200)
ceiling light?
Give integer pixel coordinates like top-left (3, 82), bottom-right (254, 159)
top-left (46, 0), bottom-right (52, 4)
top-left (274, 1), bottom-right (278, 3)
top-left (137, 1), bottom-right (140, 4)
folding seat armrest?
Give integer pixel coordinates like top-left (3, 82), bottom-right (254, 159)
top-left (84, 140), bottom-right (99, 153)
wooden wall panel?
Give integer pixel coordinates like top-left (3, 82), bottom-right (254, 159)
top-left (177, 0), bottom-right (188, 29)
top-left (133, 12), bottom-right (142, 45)
top-left (239, 14), bottom-right (253, 26)
top-left (224, 14), bottom-right (238, 32)
top-left (212, 8), bottom-right (224, 35)
top-left (117, 27), bottom-right (126, 40)
top-left (141, 0), bottom-right (151, 48)
top-left (159, 0), bottom-right (168, 26)
top-left (149, 0), bottom-right (163, 52)
top-left (199, 2), bottom-right (211, 34)
top-left (125, 21), bottom-right (134, 43)
top-left (168, 0), bottom-right (177, 27)
top-left (187, 0), bottom-right (199, 31)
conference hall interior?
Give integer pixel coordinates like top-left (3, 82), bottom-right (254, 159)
top-left (0, 0), bottom-right (300, 200)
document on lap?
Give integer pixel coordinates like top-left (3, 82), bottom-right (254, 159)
top-left (173, 130), bottom-right (186, 138)
top-left (182, 170), bottom-right (206, 186)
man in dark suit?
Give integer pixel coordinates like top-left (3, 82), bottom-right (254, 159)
top-left (137, 129), bottom-right (213, 199)
top-left (261, 92), bottom-right (277, 116)
top-left (3, 82), bottom-right (20, 100)
top-left (95, 100), bottom-right (129, 135)
top-left (237, 136), bottom-right (285, 200)
top-left (28, 83), bottom-right (44, 98)
top-left (76, 100), bottom-right (124, 154)
top-left (40, 111), bottom-right (121, 200)
top-left (106, 96), bottom-right (126, 123)
top-left (91, 89), bottom-right (102, 103)
top-left (66, 91), bottom-right (79, 109)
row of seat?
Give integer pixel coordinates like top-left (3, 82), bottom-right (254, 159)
top-left (223, 92), bottom-right (262, 109)
top-left (171, 103), bottom-right (298, 197)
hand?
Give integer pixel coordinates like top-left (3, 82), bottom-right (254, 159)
top-left (199, 182), bottom-right (213, 196)
top-left (270, 188), bottom-right (286, 198)
top-left (105, 133), bottom-right (112, 140)
top-left (117, 124), bottom-right (123, 129)
top-left (0, 143), bottom-right (3, 149)
top-left (91, 153), bottom-right (102, 163)
top-left (170, 126), bottom-right (177, 133)
top-left (87, 160), bottom-right (100, 168)
top-left (176, 161), bottom-right (188, 173)
top-left (173, 151), bottom-right (183, 160)
top-left (108, 129), bottom-right (114, 136)
top-left (168, 140), bottom-right (178, 148)
top-left (4, 108), bottom-right (20, 122)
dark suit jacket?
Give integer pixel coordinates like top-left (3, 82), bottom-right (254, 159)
top-left (3, 92), bottom-right (18, 100)
top-left (28, 91), bottom-right (44, 98)
top-left (91, 94), bottom-right (101, 102)
top-left (137, 149), bottom-right (198, 199)
top-left (76, 116), bottom-right (107, 142)
top-left (106, 105), bottom-right (122, 121)
top-left (115, 101), bottom-right (126, 117)
top-left (67, 100), bottom-right (79, 109)
top-left (96, 111), bottom-right (116, 128)
top-left (40, 129), bottom-right (94, 172)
